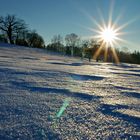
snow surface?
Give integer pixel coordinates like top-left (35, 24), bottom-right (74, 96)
top-left (0, 43), bottom-right (140, 139)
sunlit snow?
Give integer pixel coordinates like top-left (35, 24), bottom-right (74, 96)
top-left (0, 43), bottom-right (140, 139)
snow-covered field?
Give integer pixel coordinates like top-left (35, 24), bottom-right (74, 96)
top-left (0, 43), bottom-right (140, 139)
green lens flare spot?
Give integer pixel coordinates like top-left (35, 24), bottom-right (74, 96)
top-left (56, 98), bottom-right (71, 118)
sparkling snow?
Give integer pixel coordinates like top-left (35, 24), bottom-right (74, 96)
top-left (0, 43), bottom-right (140, 139)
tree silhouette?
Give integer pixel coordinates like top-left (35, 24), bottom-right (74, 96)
top-left (131, 51), bottom-right (140, 64)
top-left (27, 31), bottom-right (45, 48)
top-left (0, 14), bottom-right (27, 44)
top-left (50, 34), bottom-right (64, 53)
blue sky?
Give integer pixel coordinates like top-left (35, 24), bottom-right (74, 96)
top-left (0, 0), bottom-right (140, 51)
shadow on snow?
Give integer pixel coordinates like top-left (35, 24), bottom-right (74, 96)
top-left (99, 104), bottom-right (140, 129)
top-left (121, 91), bottom-right (140, 99)
top-left (10, 80), bottom-right (100, 101)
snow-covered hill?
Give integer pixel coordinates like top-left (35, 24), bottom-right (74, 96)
top-left (0, 43), bottom-right (140, 139)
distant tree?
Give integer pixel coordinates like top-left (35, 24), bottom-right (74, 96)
top-left (0, 14), bottom-right (27, 44)
top-left (15, 26), bottom-right (28, 44)
top-left (51, 34), bottom-right (63, 44)
top-left (131, 51), bottom-right (140, 64)
top-left (0, 34), bottom-right (7, 43)
top-left (15, 29), bottom-right (29, 46)
top-left (121, 46), bottom-right (129, 53)
top-left (50, 34), bottom-right (65, 52)
top-left (82, 39), bottom-right (100, 61)
top-left (15, 38), bottom-right (28, 46)
top-left (27, 31), bottom-right (45, 48)
top-left (80, 40), bottom-right (90, 59)
top-left (117, 47), bottom-right (132, 63)
top-left (65, 33), bottom-right (80, 56)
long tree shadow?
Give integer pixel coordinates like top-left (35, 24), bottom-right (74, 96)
top-left (121, 91), bottom-right (140, 99)
top-left (112, 63), bottom-right (137, 69)
top-left (11, 80), bottom-right (100, 101)
top-left (48, 62), bottom-right (83, 66)
top-left (0, 64), bottom-right (105, 82)
top-left (114, 86), bottom-right (134, 91)
top-left (99, 104), bottom-right (140, 129)
top-left (70, 73), bottom-right (104, 81)
top-left (112, 72), bottom-right (140, 77)
top-left (0, 67), bottom-right (66, 77)
top-left (48, 62), bottom-right (72, 66)
top-left (1, 66), bottom-right (102, 101)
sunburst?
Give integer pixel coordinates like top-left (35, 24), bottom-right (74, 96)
top-left (80, 2), bottom-right (137, 63)
top-left (100, 27), bottom-right (117, 45)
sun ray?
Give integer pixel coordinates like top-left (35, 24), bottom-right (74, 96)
top-left (114, 36), bottom-right (130, 44)
top-left (111, 47), bottom-right (119, 64)
top-left (93, 41), bottom-right (105, 60)
top-left (114, 17), bottom-right (138, 32)
top-left (76, 24), bottom-right (102, 35)
top-left (86, 27), bottom-right (102, 34)
top-left (80, 9), bottom-right (105, 31)
top-left (97, 8), bottom-right (106, 29)
top-left (85, 13), bottom-right (104, 31)
top-left (80, 2), bottom-right (139, 63)
top-left (115, 31), bottom-right (130, 36)
top-left (108, 0), bottom-right (114, 29)
top-left (111, 13), bottom-right (123, 29)
top-left (104, 44), bottom-right (108, 62)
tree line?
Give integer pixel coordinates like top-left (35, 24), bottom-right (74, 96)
top-left (46, 34), bottom-right (140, 64)
top-left (0, 14), bottom-right (45, 48)
top-left (0, 14), bottom-right (140, 64)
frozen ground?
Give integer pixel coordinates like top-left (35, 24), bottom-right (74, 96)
top-left (0, 43), bottom-right (140, 139)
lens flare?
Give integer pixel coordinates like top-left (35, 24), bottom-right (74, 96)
top-left (79, 1), bottom-right (138, 63)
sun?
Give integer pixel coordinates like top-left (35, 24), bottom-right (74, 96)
top-left (85, 19), bottom-right (122, 63)
top-left (101, 27), bottom-right (117, 45)
top-left (92, 23), bottom-right (120, 63)
top-left (80, 1), bottom-right (137, 63)
top-left (91, 22), bottom-right (121, 48)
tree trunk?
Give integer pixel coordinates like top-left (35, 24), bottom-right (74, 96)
top-left (7, 27), bottom-right (14, 44)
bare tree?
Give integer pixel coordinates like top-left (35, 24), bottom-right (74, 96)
top-left (51, 34), bottom-right (64, 53)
top-left (65, 33), bottom-right (79, 56)
top-left (51, 34), bottom-right (63, 44)
top-left (0, 14), bottom-right (27, 44)
top-left (80, 40), bottom-right (90, 59)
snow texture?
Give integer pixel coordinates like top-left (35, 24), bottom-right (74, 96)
top-left (0, 43), bottom-right (140, 139)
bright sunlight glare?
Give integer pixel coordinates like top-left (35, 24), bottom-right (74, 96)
top-left (81, 0), bottom-right (138, 64)
top-left (82, 2), bottom-right (134, 64)
top-left (101, 27), bottom-right (117, 44)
